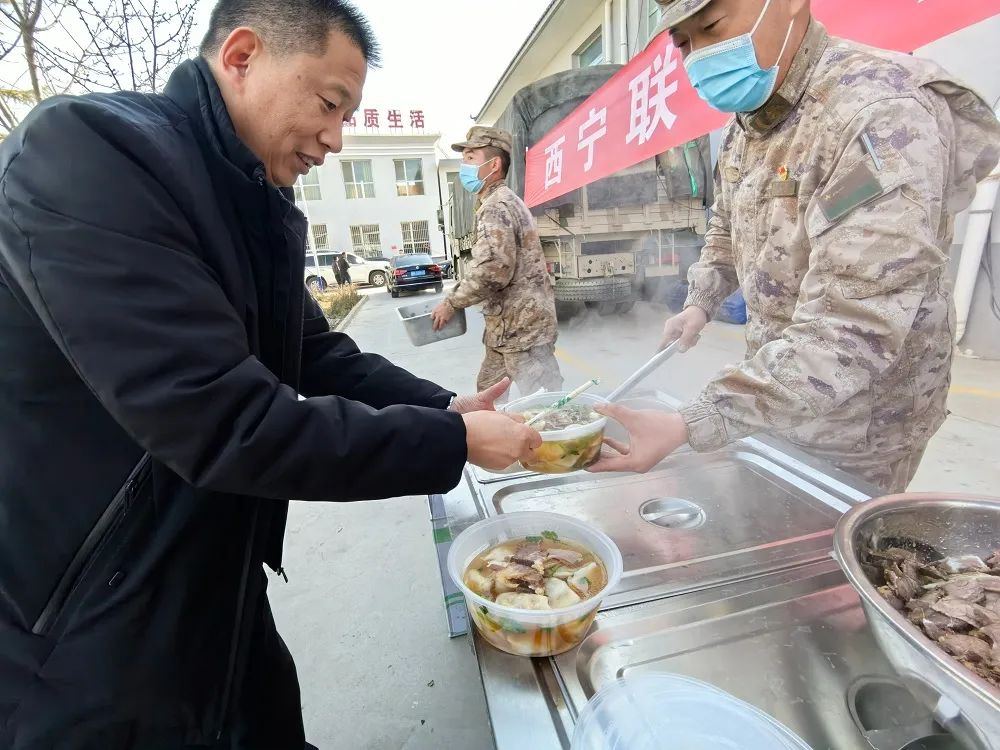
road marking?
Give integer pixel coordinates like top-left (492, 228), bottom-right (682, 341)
top-left (555, 347), bottom-right (618, 383)
top-left (950, 385), bottom-right (1000, 400)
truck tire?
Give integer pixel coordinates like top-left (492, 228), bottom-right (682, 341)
top-left (369, 270), bottom-right (387, 287)
top-left (306, 276), bottom-right (327, 293)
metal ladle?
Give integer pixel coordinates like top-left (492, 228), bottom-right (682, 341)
top-left (605, 340), bottom-right (682, 403)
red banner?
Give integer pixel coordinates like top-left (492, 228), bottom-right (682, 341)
top-left (524, 0), bottom-right (1000, 207)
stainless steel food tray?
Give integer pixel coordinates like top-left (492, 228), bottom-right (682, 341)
top-left (397, 299), bottom-right (467, 346)
top-left (835, 493), bottom-right (1000, 749)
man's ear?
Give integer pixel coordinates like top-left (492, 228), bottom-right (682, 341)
top-left (216, 27), bottom-right (264, 91)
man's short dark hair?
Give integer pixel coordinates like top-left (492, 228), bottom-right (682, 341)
top-left (483, 146), bottom-right (510, 178)
top-left (200, 0), bottom-right (381, 65)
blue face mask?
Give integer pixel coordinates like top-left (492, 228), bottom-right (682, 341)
top-left (683, 0), bottom-right (794, 114)
top-left (459, 158), bottom-right (496, 194)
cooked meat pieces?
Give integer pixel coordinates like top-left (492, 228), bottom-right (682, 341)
top-left (921, 616), bottom-right (947, 641)
top-left (867, 542), bottom-right (1000, 687)
top-left (918, 561), bottom-right (951, 582)
top-left (510, 543), bottom-right (545, 567)
top-left (931, 598), bottom-right (997, 629)
top-left (906, 593), bottom-right (943, 627)
top-left (985, 593), bottom-right (1000, 619)
top-left (546, 548), bottom-right (584, 565)
top-left (923, 610), bottom-right (971, 635)
top-left (980, 623), bottom-right (1000, 646)
top-left (937, 633), bottom-right (992, 664)
top-left (879, 586), bottom-right (905, 611)
top-left (987, 550), bottom-right (1000, 571)
top-left (943, 555), bottom-right (990, 574)
top-left (887, 568), bottom-right (922, 601)
top-left (944, 577), bottom-right (986, 603)
top-left (926, 572), bottom-right (1000, 593)
top-left (494, 563), bottom-right (545, 595)
top-left (908, 588), bottom-right (945, 608)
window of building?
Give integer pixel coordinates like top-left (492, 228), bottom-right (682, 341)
top-left (293, 169), bottom-right (322, 202)
top-left (394, 158), bottom-right (425, 196)
top-left (341, 159), bottom-right (375, 199)
top-left (310, 223), bottom-right (329, 251)
top-left (400, 220), bottom-right (431, 254)
top-left (349, 223), bottom-right (382, 257)
top-left (648, 0), bottom-right (664, 42)
top-left (573, 29), bottom-right (604, 68)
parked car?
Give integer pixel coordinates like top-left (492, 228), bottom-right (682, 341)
top-left (305, 253), bottom-right (390, 291)
top-left (432, 256), bottom-right (454, 279)
top-left (387, 254), bottom-right (444, 298)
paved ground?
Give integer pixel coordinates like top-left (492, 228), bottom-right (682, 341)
top-left (269, 283), bottom-right (1000, 750)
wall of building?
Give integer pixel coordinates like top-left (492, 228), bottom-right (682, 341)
top-left (477, 0), bottom-right (606, 126)
top-left (537, 4), bottom-right (608, 80)
top-left (437, 157), bottom-right (462, 258)
top-left (518, 0), bottom-right (664, 92)
top-left (918, 15), bottom-right (1000, 359)
top-left (297, 134), bottom-right (445, 262)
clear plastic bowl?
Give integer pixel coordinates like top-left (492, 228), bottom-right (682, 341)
top-left (447, 511), bottom-right (623, 657)
top-left (503, 392), bottom-right (608, 474)
top-left (572, 673), bottom-right (813, 750)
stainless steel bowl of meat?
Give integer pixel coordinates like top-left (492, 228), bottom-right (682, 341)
top-left (833, 494), bottom-right (1000, 750)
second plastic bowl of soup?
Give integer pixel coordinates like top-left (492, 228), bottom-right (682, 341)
top-left (503, 392), bottom-right (608, 474)
top-left (447, 511), bottom-right (623, 657)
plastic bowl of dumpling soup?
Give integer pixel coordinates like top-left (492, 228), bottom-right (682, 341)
top-left (447, 511), bottom-right (623, 657)
top-left (503, 392), bottom-right (607, 474)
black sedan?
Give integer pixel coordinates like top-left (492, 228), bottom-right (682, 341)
top-left (387, 254), bottom-right (444, 298)
top-left (432, 256), bottom-right (455, 279)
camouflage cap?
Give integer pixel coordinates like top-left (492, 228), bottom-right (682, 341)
top-left (655, 0), bottom-right (713, 30)
top-left (451, 126), bottom-right (513, 155)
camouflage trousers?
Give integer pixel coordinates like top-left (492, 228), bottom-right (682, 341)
top-left (477, 343), bottom-right (564, 399)
top-left (794, 440), bottom-right (930, 495)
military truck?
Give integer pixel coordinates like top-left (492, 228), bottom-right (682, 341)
top-left (449, 65), bottom-right (712, 319)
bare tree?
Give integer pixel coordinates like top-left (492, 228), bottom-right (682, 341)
top-left (0, 0), bottom-right (196, 136)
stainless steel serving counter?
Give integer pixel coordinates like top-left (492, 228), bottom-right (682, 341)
top-left (427, 392), bottom-right (982, 750)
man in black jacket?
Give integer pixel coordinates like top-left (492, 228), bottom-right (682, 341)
top-left (0, 1), bottom-right (540, 748)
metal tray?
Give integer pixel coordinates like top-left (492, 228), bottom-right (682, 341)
top-left (472, 444), bottom-right (858, 609)
top-left (397, 299), bottom-right (467, 346)
top-left (548, 561), bottom-right (935, 750)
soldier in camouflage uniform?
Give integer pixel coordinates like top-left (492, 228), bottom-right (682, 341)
top-left (431, 126), bottom-right (563, 397)
top-left (592, 0), bottom-right (1000, 492)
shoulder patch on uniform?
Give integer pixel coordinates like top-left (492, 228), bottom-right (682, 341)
top-left (817, 158), bottom-right (884, 223)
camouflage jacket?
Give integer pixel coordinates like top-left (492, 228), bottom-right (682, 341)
top-left (680, 21), bottom-right (1000, 469)
top-left (448, 182), bottom-right (558, 353)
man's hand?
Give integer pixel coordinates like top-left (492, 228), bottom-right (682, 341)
top-left (449, 378), bottom-right (511, 414)
top-left (431, 300), bottom-right (456, 331)
top-left (464, 411), bottom-right (542, 471)
top-left (587, 404), bottom-right (689, 473)
top-left (661, 305), bottom-right (709, 352)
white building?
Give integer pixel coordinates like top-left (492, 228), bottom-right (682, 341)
top-left (294, 132), bottom-right (448, 269)
top-left (477, 0), bottom-right (666, 127)
top-left (436, 153), bottom-right (462, 257)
